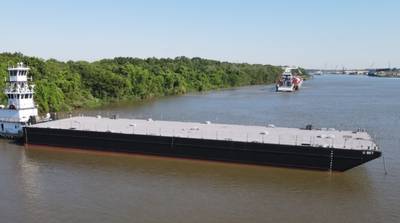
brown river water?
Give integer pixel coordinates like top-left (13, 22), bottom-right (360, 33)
top-left (0, 75), bottom-right (399, 222)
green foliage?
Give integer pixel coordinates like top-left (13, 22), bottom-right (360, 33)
top-left (0, 52), bottom-right (284, 113)
top-left (298, 67), bottom-right (310, 79)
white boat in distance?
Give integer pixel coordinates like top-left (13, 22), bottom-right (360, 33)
top-left (276, 67), bottom-right (304, 92)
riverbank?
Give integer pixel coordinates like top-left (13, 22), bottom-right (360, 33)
top-left (0, 52), bottom-right (289, 114)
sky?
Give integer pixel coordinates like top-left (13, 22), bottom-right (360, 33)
top-left (0, 0), bottom-right (399, 69)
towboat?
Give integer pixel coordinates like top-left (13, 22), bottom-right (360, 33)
top-left (276, 67), bottom-right (304, 92)
top-left (0, 63), bottom-right (38, 138)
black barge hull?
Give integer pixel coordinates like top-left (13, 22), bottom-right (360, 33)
top-left (23, 127), bottom-right (381, 171)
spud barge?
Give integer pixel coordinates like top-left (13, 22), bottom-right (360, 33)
top-left (24, 116), bottom-right (381, 171)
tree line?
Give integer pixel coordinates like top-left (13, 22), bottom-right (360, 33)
top-left (0, 52), bottom-right (285, 113)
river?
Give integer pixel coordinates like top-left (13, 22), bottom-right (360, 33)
top-left (0, 75), bottom-right (399, 222)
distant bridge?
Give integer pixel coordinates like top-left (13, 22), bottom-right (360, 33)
top-left (306, 68), bottom-right (396, 75)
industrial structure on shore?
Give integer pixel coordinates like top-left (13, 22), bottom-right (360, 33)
top-left (308, 68), bottom-right (400, 77)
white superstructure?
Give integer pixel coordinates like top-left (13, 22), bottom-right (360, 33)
top-left (276, 67), bottom-right (303, 92)
top-left (0, 62), bottom-right (38, 137)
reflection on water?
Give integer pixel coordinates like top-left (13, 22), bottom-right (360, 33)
top-left (1, 75), bottom-right (399, 222)
top-left (17, 146), bottom-right (381, 223)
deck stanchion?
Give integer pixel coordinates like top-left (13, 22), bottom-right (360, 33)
top-left (129, 124), bottom-right (135, 134)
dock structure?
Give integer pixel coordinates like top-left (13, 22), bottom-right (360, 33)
top-left (24, 116), bottom-right (381, 171)
top-left (30, 116), bottom-right (378, 151)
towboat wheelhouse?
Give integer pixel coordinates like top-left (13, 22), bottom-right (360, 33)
top-left (0, 62), bottom-right (38, 137)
